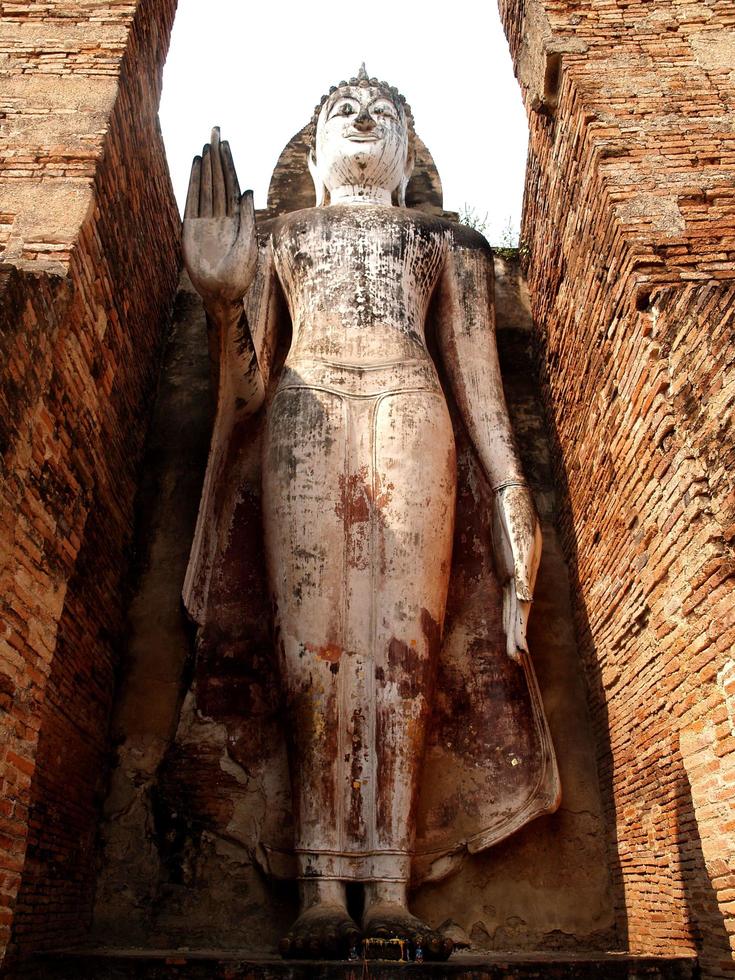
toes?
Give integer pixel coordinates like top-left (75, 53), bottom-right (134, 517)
top-left (344, 925), bottom-right (362, 956)
top-left (418, 933), bottom-right (454, 961)
top-left (280, 911), bottom-right (363, 961)
top-left (280, 932), bottom-right (307, 959)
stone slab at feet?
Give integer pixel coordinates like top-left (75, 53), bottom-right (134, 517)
top-left (36, 950), bottom-right (698, 979)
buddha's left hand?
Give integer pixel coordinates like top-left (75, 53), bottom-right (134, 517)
top-left (492, 484), bottom-right (543, 662)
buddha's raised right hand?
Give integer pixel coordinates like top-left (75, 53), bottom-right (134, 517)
top-left (183, 127), bottom-right (258, 309)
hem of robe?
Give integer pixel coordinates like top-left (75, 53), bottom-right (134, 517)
top-left (293, 849), bottom-right (412, 882)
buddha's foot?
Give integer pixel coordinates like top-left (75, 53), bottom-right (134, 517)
top-left (362, 901), bottom-right (454, 961)
top-left (278, 903), bottom-right (361, 960)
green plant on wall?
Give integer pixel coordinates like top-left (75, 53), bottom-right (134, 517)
top-left (458, 206), bottom-right (524, 260)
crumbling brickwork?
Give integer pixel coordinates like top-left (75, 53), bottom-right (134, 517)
top-left (498, 0), bottom-right (735, 975)
top-left (0, 0), bottom-right (179, 966)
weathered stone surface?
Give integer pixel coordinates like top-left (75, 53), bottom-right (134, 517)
top-left (176, 74), bottom-right (565, 960)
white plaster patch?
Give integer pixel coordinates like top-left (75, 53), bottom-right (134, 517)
top-left (717, 659), bottom-right (735, 737)
top-left (615, 194), bottom-right (685, 236)
top-left (689, 31), bottom-right (735, 71)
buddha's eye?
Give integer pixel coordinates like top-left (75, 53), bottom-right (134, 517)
top-left (340, 103), bottom-right (354, 115)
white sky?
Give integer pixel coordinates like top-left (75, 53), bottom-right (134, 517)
top-left (159, 0), bottom-right (528, 246)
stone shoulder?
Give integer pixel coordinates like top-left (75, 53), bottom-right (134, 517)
top-left (255, 206), bottom-right (493, 262)
top-left (441, 218), bottom-right (494, 258)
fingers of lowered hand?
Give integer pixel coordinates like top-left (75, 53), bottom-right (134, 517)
top-left (515, 599), bottom-right (531, 655)
top-left (503, 584), bottom-right (520, 661)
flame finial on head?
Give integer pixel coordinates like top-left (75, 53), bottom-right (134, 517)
top-left (357, 62), bottom-right (369, 83)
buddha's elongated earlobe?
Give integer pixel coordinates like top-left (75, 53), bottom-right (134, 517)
top-left (397, 176), bottom-right (409, 208)
top-left (397, 148), bottom-right (415, 207)
top-left (308, 150), bottom-right (326, 207)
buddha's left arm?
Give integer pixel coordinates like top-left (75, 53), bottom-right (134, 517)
top-left (434, 228), bottom-right (542, 659)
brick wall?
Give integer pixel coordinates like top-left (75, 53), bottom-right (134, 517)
top-left (498, 0), bottom-right (735, 974)
top-left (0, 0), bottom-right (179, 966)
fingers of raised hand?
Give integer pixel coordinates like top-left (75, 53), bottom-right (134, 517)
top-left (209, 126), bottom-right (227, 216)
top-left (184, 155), bottom-right (202, 220)
top-left (235, 189), bottom-right (258, 282)
top-left (186, 127), bottom-right (237, 220)
top-left (238, 188), bottom-right (255, 239)
top-left (220, 139), bottom-right (241, 216)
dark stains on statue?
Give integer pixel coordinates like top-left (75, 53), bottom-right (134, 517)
top-left (374, 705), bottom-right (396, 840)
top-left (335, 467), bottom-right (371, 525)
top-left (291, 687), bottom-right (338, 827)
top-left (335, 467), bottom-right (393, 571)
top-left (348, 707), bottom-right (368, 843)
top-left (387, 636), bottom-right (423, 700)
top-left (268, 387), bottom-right (335, 482)
top-left (273, 206), bottom-right (453, 342)
top-left (429, 634), bottom-right (538, 775)
top-left (305, 641), bottom-right (342, 665)
top-left (420, 607), bottom-right (441, 660)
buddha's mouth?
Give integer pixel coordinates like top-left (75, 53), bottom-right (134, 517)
top-left (344, 132), bottom-right (381, 142)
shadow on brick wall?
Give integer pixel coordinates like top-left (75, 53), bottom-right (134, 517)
top-left (10, 464), bottom-right (139, 960)
top-left (533, 364), bottom-right (629, 948)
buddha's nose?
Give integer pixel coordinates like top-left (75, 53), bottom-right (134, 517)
top-left (353, 107), bottom-right (375, 131)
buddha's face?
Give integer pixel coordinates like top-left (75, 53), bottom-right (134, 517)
top-left (314, 85), bottom-right (411, 199)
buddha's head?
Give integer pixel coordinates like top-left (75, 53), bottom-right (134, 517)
top-left (307, 66), bottom-right (415, 206)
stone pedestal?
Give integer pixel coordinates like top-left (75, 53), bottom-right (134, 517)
top-left (38, 950), bottom-right (697, 980)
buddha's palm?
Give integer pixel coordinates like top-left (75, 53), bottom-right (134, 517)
top-left (183, 127), bottom-right (257, 304)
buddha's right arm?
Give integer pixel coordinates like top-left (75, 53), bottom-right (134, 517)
top-left (183, 127), bottom-right (269, 416)
top-left (202, 239), bottom-right (281, 419)
top-left (204, 297), bottom-right (265, 419)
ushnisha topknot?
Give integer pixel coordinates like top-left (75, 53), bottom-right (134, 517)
top-left (305, 63), bottom-right (416, 151)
